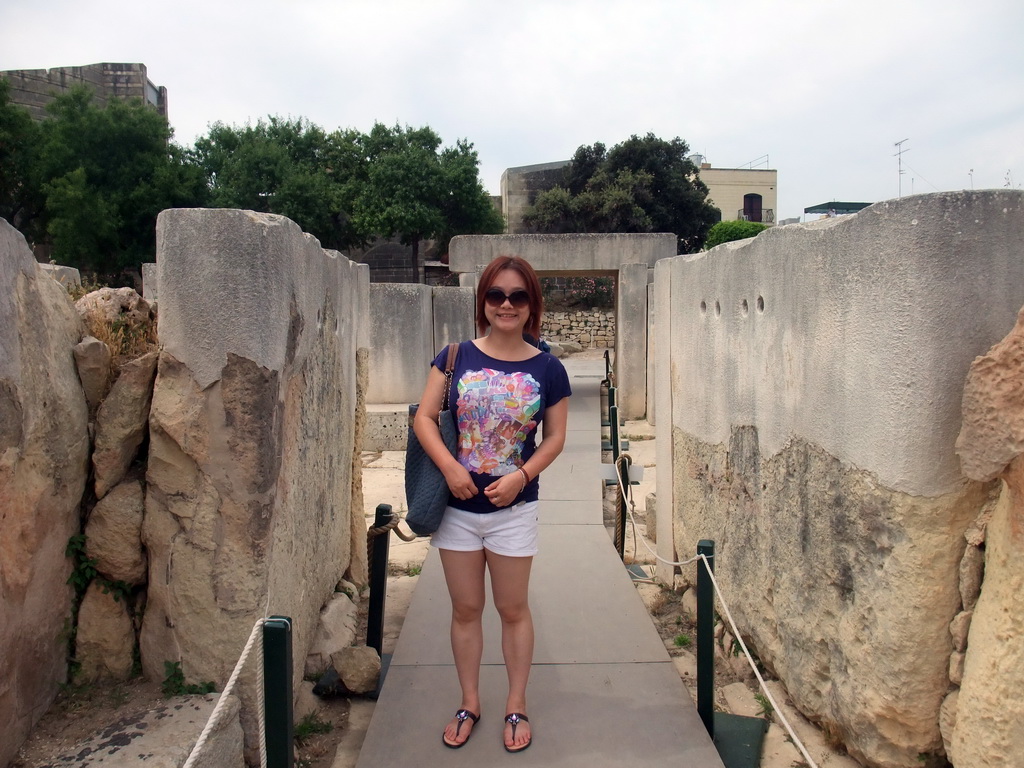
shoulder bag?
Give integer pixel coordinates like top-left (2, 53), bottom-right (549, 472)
top-left (404, 342), bottom-right (459, 535)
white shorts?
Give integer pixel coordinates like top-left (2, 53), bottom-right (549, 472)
top-left (430, 501), bottom-right (540, 557)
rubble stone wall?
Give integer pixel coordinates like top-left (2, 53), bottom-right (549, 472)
top-left (542, 309), bottom-right (615, 348)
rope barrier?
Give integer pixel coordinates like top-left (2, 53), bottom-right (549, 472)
top-left (610, 454), bottom-right (820, 768)
top-left (183, 617), bottom-right (268, 768)
top-left (366, 508), bottom-right (416, 578)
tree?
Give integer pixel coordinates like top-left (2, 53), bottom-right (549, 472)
top-left (523, 133), bottom-right (721, 253)
top-left (193, 120), bottom-right (502, 279)
top-left (703, 220), bottom-right (769, 249)
top-left (349, 123), bottom-right (502, 282)
top-left (35, 86), bottom-right (207, 275)
top-left (435, 139), bottom-right (505, 252)
top-left (191, 117), bottom-right (359, 251)
top-left (0, 79), bottom-right (43, 238)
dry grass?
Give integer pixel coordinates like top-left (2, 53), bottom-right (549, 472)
top-left (83, 313), bottom-right (158, 372)
top-left (68, 281), bottom-right (159, 378)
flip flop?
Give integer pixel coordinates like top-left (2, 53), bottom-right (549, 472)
top-left (442, 709), bottom-right (480, 748)
top-left (504, 712), bottom-right (531, 753)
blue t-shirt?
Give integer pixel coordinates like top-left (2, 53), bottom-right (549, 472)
top-left (431, 340), bottom-right (572, 514)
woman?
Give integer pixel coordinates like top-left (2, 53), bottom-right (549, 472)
top-left (413, 255), bottom-right (571, 753)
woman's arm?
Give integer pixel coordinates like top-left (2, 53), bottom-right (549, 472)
top-left (483, 396), bottom-right (570, 508)
top-left (412, 366), bottom-right (478, 500)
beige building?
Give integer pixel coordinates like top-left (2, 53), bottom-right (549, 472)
top-left (500, 161), bottom-right (571, 235)
top-left (697, 163), bottom-right (778, 225)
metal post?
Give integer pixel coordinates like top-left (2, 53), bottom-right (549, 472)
top-left (263, 616), bottom-right (294, 767)
top-left (609, 402), bottom-right (620, 462)
top-left (616, 453), bottom-right (631, 560)
top-left (366, 503), bottom-right (391, 655)
top-left (696, 540), bottom-right (715, 739)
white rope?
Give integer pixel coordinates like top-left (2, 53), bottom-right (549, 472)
top-left (613, 454), bottom-right (702, 568)
top-left (183, 617), bottom-right (268, 768)
top-left (611, 454), bottom-right (820, 768)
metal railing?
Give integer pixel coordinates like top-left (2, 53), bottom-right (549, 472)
top-left (736, 208), bottom-right (775, 223)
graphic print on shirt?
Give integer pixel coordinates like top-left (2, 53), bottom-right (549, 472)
top-left (456, 367), bottom-right (540, 476)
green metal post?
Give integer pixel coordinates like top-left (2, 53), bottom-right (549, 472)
top-left (263, 615), bottom-right (294, 767)
top-left (609, 403), bottom-right (620, 463)
top-left (697, 540), bottom-right (715, 739)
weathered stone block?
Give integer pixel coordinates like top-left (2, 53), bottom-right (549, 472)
top-left (75, 582), bottom-right (135, 682)
top-left (673, 427), bottom-right (982, 767)
top-left (85, 479), bottom-right (146, 584)
top-left (305, 593), bottom-right (359, 678)
top-left (331, 645), bottom-right (381, 695)
top-left (74, 335), bottom-right (112, 415)
top-left (93, 350), bottom-right (158, 498)
top-left (144, 209), bottom-right (363, 758)
top-left (951, 307), bottom-right (1024, 767)
top-left (958, 543), bottom-right (985, 612)
top-left (0, 220), bottom-right (89, 768)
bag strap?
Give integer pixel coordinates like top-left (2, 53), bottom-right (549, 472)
top-left (441, 342), bottom-right (459, 413)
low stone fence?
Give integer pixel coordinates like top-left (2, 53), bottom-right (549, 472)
top-left (542, 309), bottom-right (615, 348)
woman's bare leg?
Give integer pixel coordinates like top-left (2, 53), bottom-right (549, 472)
top-left (486, 550), bottom-right (534, 749)
top-left (439, 548), bottom-right (487, 745)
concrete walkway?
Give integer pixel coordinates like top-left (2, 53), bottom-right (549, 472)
top-left (354, 357), bottom-right (725, 767)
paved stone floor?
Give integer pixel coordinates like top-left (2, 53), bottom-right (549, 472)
top-left (353, 358), bottom-right (725, 767)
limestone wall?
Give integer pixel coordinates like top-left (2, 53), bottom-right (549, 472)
top-left (0, 221), bottom-right (89, 768)
top-left (144, 209), bottom-right (367, 753)
top-left (655, 190), bottom-right (1024, 767)
top-left (366, 283), bottom-right (475, 406)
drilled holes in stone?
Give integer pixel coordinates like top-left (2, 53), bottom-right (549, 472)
top-left (700, 300), bottom-right (707, 316)
top-left (757, 295), bottom-right (765, 313)
top-left (714, 300), bottom-right (721, 317)
top-left (741, 299), bottom-right (749, 317)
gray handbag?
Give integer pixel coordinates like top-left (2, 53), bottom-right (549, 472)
top-left (405, 342), bottom-right (459, 536)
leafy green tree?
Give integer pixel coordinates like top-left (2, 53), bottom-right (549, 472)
top-left (703, 220), bottom-right (769, 249)
top-left (192, 117), bottom-right (359, 250)
top-left (524, 133), bottom-right (721, 253)
top-left (194, 120), bottom-right (501, 279)
top-left (434, 139), bottom-right (504, 251)
top-left (35, 86), bottom-right (207, 275)
top-left (349, 123), bottom-right (502, 282)
top-left (0, 78), bottom-right (43, 238)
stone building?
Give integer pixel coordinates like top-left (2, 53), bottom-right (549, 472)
top-left (0, 62), bottom-right (167, 121)
top-left (696, 161), bottom-right (778, 225)
top-left (499, 157), bottom-right (778, 234)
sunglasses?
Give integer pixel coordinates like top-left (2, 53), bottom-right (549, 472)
top-left (484, 288), bottom-right (531, 309)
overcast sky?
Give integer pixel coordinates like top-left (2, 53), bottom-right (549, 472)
top-left (4, 0), bottom-right (1022, 222)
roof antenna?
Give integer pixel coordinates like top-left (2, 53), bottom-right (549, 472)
top-left (893, 138), bottom-right (910, 198)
